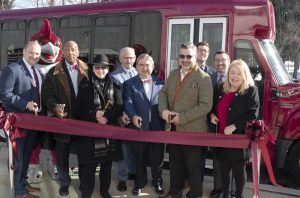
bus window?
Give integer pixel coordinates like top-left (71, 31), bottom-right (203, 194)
top-left (167, 17), bottom-right (227, 76)
top-left (199, 17), bottom-right (227, 67)
top-left (260, 40), bottom-right (292, 85)
top-left (1, 21), bottom-right (26, 69)
top-left (234, 40), bottom-right (264, 118)
top-left (59, 16), bottom-right (91, 63)
top-left (167, 18), bottom-right (194, 75)
top-left (93, 14), bottom-right (130, 68)
top-left (133, 12), bottom-right (162, 74)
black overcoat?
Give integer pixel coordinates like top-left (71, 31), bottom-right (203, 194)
top-left (76, 73), bottom-right (123, 164)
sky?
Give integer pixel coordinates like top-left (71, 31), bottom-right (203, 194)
top-left (14, 0), bottom-right (32, 9)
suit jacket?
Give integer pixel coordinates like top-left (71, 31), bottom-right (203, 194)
top-left (212, 85), bottom-right (260, 160)
top-left (123, 75), bottom-right (165, 131)
top-left (0, 59), bottom-right (44, 114)
top-left (43, 58), bottom-right (88, 142)
top-left (158, 66), bottom-right (213, 132)
top-left (210, 71), bottom-right (218, 88)
top-left (110, 65), bottom-right (137, 92)
top-left (202, 64), bottom-right (215, 77)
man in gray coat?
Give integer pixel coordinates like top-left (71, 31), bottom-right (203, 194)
top-left (158, 42), bottom-right (213, 198)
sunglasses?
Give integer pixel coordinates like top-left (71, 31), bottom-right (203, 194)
top-left (179, 54), bottom-right (193, 59)
top-left (93, 65), bottom-right (109, 70)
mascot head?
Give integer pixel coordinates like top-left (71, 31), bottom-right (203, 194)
top-left (30, 19), bottom-right (62, 65)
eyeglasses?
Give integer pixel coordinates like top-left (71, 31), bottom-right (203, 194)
top-left (214, 59), bottom-right (228, 63)
top-left (93, 65), bottom-right (108, 70)
top-left (197, 49), bottom-right (209, 53)
top-left (179, 54), bottom-right (193, 59)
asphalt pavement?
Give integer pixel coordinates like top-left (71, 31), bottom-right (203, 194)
top-left (1, 142), bottom-right (300, 198)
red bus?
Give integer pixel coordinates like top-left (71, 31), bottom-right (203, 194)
top-left (0, 0), bottom-right (299, 185)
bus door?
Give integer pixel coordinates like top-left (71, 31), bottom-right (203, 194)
top-left (166, 17), bottom-right (227, 76)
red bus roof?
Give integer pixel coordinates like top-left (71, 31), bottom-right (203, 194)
top-left (0, 0), bottom-right (270, 20)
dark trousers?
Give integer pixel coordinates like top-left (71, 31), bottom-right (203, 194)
top-left (212, 147), bottom-right (223, 190)
top-left (132, 141), bottom-right (164, 188)
top-left (79, 161), bottom-right (112, 198)
top-left (56, 140), bottom-right (71, 187)
top-left (168, 144), bottom-right (203, 198)
top-left (220, 156), bottom-right (246, 198)
top-left (14, 130), bottom-right (38, 196)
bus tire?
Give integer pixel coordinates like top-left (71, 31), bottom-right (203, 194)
top-left (287, 141), bottom-right (300, 186)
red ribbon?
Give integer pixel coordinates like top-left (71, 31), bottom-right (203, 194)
top-left (245, 120), bottom-right (280, 196)
top-left (1, 109), bottom-right (279, 196)
top-left (0, 104), bottom-right (25, 158)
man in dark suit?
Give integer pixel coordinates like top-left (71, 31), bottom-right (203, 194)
top-left (0, 41), bottom-right (43, 198)
top-left (196, 41), bottom-right (215, 75)
top-left (210, 50), bottom-right (230, 87)
top-left (110, 47), bottom-right (138, 192)
top-left (43, 40), bottom-right (88, 196)
top-left (209, 50), bottom-right (231, 198)
top-left (123, 54), bottom-right (165, 196)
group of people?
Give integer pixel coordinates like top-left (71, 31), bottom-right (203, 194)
top-left (0, 39), bottom-right (259, 198)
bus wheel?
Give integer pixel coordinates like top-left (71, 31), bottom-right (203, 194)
top-left (287, 141), bottom-right (300, 185)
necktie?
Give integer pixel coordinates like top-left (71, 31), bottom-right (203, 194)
top-left (142, 79), bottom-right (152, 84)
top-left (128, 70), bottom-right (133, 78)
top-left (31, 66), bottom-right (40, 108)
top-left (218, 74), bottom-right (224, 85)
top-left (70, 64), bottom-right (78, 71)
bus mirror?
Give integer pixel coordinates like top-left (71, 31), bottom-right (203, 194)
top-left (271, 89), bottom-right (279, 99)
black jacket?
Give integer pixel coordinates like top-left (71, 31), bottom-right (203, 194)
top-left (212, 84), bottom-right (260, 161)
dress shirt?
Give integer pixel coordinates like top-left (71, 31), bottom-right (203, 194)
top-left (65, 60), bottom-right (79, 96)
top-left (142, 76), bottom-right (153, 121)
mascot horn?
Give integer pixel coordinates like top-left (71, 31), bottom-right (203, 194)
top-left (30, 19), bottom-right (63, 73)
top-left (27, 19), bottom-right (63, 184)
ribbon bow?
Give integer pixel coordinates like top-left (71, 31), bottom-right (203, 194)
top-left (245, 119), bottom-right (279, 196)
top-left (0, 104), bottom-right (25, 158)
top-left (70, 64), bottom-right (78, 71)
top-left (245, 119), bottom-right (275, 143)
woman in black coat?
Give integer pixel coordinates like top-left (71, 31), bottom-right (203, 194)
top-left (210, 59), bottom-right (260, 198)
top-left (76, 54), bottom-right (123, 198)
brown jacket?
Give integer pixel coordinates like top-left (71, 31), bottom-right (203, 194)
top-left (43, 58), bottom-right (88, 142)
top-left (158, 66), bottom-right (213, 132)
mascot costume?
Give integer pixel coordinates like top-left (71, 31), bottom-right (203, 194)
top-left (27, 19), bottom-right (62, 183)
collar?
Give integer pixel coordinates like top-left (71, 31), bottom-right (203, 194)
top-left (140, 76), bottom-right (152, 83)
top-left (23, 57), bottom-right (34, 70)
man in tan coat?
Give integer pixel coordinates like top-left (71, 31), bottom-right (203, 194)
top-left (44, 41), bottom-right (88, 196)
top-left (158, 42), bottom-right (213, 198)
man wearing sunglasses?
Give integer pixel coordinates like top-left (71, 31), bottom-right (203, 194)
top-left (158, 42), bottom-right (213, 198)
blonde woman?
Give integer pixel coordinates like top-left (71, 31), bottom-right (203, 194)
top-left (210, 59), bottom-right (260, 198)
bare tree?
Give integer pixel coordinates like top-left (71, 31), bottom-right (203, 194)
top-left (0, 0), bottom-right (15, 10)
top-left (272, 0), bottom-right (300, 79)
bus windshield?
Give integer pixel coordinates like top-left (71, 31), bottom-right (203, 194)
top-left (260, 40), bottom-right (292, 85)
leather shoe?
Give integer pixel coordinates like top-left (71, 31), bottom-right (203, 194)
top-left (101, 192), bottom-right (112, 198)
top-left (152, 183), bottom-right (164, 195)
top-left (210, 189), bottom-right (222, 198)
top-left (26, 185), bottom-right (41, 193)
top-left (127, 172), bottom-right (136, 180)
top-left (16, 193), bottom-right (39, 198)
top-left (132, 187), bottom-right (144, 195)
top-left (158, 191), bottom-right (182, 198)
top-left (117, 181), bottom-right (127, 192)
top-left (59, 185), bottom-right (69, 196)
